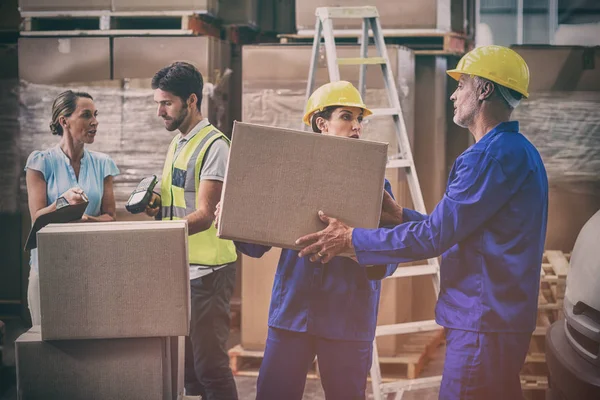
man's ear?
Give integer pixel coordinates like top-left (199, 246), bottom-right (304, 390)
top-left (188, 93), bottom-right (198, 108)
top-left (479, 81), bottom-right (495, 101)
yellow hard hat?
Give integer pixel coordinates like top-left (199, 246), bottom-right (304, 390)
top-left (302, 81), bottom-right (373, 126)
top-left (447, 45), bottom-right (530, 98)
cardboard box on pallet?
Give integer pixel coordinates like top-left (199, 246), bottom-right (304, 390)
top-left (511, 45), bottom-right (600, 252)
top-left (15, 327), bottom-right (180, 400)
top-left (112, 0), bottom-right (218, 14)
top-left (240, 44), bottom-right (420, 356)
top-left (295, 0), bottom-right (475, 34)
top-left (217, 122), bottom-right (387, 249)
top-left (37, 221), bottom-right (190, 340)
top-left (219, 0), bottom-right (259, 27)
top-left (19, 0), bottom-right (111, 11)
top-left (113, 36), bottom-right (230, 84)
top-left (18, 38), bottom-right (111, 84)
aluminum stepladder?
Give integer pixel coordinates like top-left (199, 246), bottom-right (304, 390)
top-left (302, 6), bottom-right (443, 400)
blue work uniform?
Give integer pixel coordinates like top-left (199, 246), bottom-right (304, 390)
top-left (352, 122), bottom-right (548, 399)
top-left (235, 180), bottom-right (398, 400)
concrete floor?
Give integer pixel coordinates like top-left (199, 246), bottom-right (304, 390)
top-left (0, 318), bottom-right (442, 400)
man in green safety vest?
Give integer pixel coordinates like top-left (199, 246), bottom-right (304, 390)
top-left (145, 61), bottom-right (238, 399)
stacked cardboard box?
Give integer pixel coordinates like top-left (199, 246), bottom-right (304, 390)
top-left (19, 0), bottom-right (218, 14)
top-left (15, 221), bottom-right (189, 399)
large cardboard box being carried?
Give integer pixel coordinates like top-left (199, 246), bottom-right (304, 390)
top-left (15, 327), bottom-right (179, 400)
top-left (217, 122), bottom-right (387, 249)
top-left (511, 45), bottom-right (600, 251)
top-left (295, 0), bottom-right (475, 34)
top-left (37, 221), bottom-right (190, 340)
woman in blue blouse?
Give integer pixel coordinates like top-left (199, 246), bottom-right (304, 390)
top-left (24, 90), bottom-right (120, 325)
top-left (216, 81), bottom-right (402, 400)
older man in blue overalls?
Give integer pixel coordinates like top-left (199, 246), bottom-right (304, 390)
top-left (297, 45), bottom-right (549, 399)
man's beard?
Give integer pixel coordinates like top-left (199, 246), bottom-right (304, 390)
top-left (164, 105), bottom-right (189, 132)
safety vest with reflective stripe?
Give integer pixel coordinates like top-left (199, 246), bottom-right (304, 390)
top-left (161, 124), bottom-right (237, 266)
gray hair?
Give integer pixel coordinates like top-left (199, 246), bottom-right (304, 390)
top-left (473, 76), bottom-right (523, 109)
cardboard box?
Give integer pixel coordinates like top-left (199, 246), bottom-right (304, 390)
top-left (112, 36), bottom-right (230, 84)
top-left (19, 0), bottom-right (111, 11)
top-left (511, 45), bottom-right (600, 92)
top-left (15, 327), bottom-right (178, 400)
top-left (218, 122), bottom-right (387, 250)
top-left (18, 38), bottom-right (111, 84)
top-left (295, 0), bottom-right (475, 34)
top-left (219, 0), bottom-right (259, 27)
top-left (112, 0), bottom-right (218, 13)
top-left (37, 221), bottom-right (190, 340)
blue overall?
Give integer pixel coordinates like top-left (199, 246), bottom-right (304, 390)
top-left (352, 122), bottom-right (548, 399)
top-left (235, 180), bottom-right (398, 400)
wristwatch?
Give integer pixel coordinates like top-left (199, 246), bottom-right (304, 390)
top-left (56, 196), bottom-right (69, 210)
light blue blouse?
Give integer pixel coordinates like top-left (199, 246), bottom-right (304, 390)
top-left (25, 145), bottom-right (120, 270)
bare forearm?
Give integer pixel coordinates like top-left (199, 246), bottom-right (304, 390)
top-left (33, 202), bottom-right (58, 222)
top-left (185, 210), bottom-right (214, 235)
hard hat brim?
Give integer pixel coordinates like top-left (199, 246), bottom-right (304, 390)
top-left (446, 69), bottom-right (529, 98)
top-left (302, 104), bottom-right (373, 126)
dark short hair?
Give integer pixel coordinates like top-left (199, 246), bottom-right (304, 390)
top-left (50, 90), bottom-right (93, 136)
top-left (311, 106), bottom-right (339, 133)
top-left (151, 62), bottom-right (203, 111)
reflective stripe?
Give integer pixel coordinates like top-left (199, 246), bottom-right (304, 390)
top-left (162, 205), bottom-right (187, 219)
top-left (183, 130), bottom-right (221, 215)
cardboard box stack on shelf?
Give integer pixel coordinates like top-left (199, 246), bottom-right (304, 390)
top-left (15, 221), bottom-right (190, 399)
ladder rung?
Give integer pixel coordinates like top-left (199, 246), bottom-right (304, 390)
top-left (316, 6), bottom-right (379, 20)
top-left (336, 57), bottom-right (386, 65)
top-left (388, 264), bottom-right (438, 278)
top-left (375, 320), bottom-right (442, 337)
top-left (386, 159), bottom-right (412, 169)
top-left (369, 108), bottom-right (400, 117)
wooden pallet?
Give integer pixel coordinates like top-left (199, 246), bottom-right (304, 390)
top-left (228, 344), bottom-right (320, 379)
top-left (278, 29), bottom-right (474, 56)
top-left (519, 250), bottom-right (571, 390)
top-left (20, 10), bottom-right (221, 37)
top-left (228, 329), bottom-right (444, 381)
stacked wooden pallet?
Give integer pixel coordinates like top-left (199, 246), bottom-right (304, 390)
top-left (521, 250), bottom-right (571, 393)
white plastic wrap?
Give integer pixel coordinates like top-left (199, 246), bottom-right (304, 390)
top-left (514, 91), bottom-right (600, 195)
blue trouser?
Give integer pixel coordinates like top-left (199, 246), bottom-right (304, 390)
top-left (440, 328), bottom-right (531, 400)
top-left (257, 327), bottom-right (373, 400)
top-left (184, 265), bottom-right (238, 400)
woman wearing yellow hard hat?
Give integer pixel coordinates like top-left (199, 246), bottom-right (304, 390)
top-left (217, 81), bottom-right (400, 399)
top-left (295, 45), bottom-right (548, 400)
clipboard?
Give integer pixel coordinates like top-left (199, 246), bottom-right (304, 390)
top-left (25, 201), bottom-right (88, 251)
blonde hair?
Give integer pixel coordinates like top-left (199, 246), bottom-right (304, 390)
top-left (50, 90), bottom-right (93, 136)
